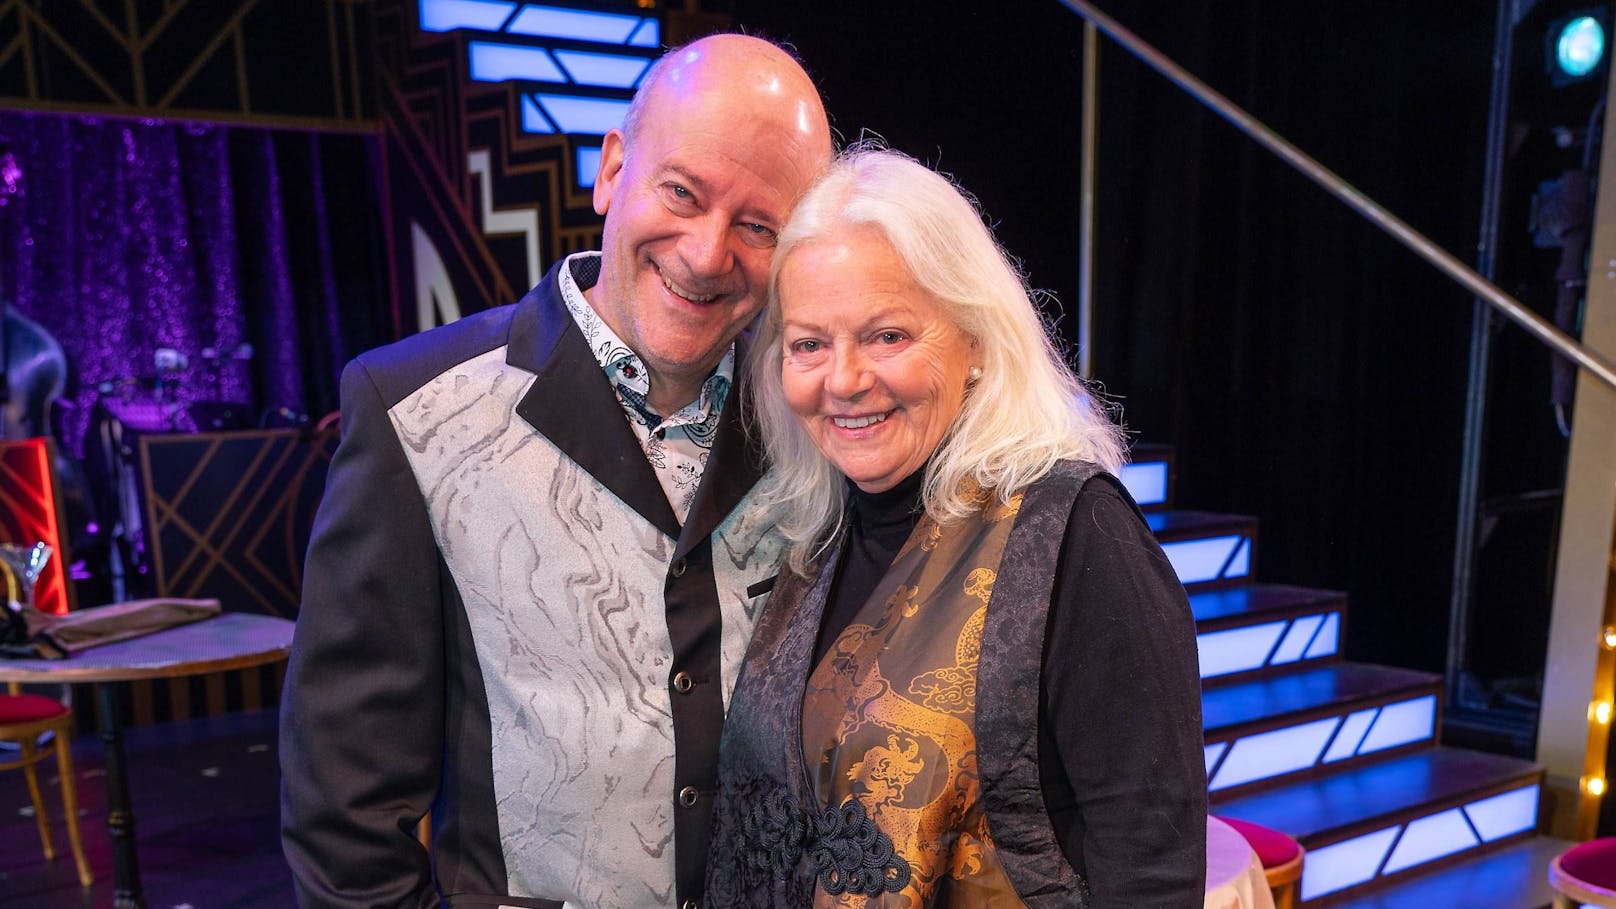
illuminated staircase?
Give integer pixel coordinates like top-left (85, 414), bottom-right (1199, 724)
top-left (1122, 445), bottom-right (1565, 906)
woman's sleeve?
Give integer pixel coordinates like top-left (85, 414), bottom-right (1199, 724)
top-left (1042, 474), bottom-right (1208, 907)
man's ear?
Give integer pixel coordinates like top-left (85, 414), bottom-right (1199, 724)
top-left (593, 129), bottom-right (627, 216)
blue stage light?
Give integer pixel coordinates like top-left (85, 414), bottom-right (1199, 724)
top-left (469, 42), bottom-right (564, 83)
top-left (1558, 16), bottom-right (1606, 79)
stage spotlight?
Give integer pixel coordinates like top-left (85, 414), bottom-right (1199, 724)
top-left (1549, 10), bottom-right (1609, 85)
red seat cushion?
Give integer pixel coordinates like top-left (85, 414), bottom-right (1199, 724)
top-left (1560, 837), bottom-right (1616, 891)
top-left (1217, 815), bottom-right (1303, 868)
top-left (0, 693), bottom-right (70, 725)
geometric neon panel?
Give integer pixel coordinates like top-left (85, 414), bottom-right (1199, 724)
top-left (527, 93), bottom-right (631, 135)
top-left (1271, 614), bottom-right (1325, 664)
top-left (421, 1), bottom-right (660, 49)
top-left (1465, 785), bottom-right (1539, 842)
top-left (509, 5), bottom-right (657, 45)
top-left (552, 49), bottom-right (651, 89)
top-left (469, 42), bottom-right (566, 82)
top-left (1324, 708), bottom-right (1379, 763)
top-left (1211, 717), bottom-right (1341, 790)
top-left (1358, 696), bottom-right (1437, 754)
top-left (1163, 534), bottom-right (1250, 585)
top-left (1303, 826), bottom-right (1401, 901)
top-left (1196, 610), bottom-right (1341, 679)
top-left (1119, 459), bottom-right (1168, 507)
top-left (1304, 611), bottom-right (1341, 659)
top-left (1382, 807), bottom-right (1477, 873)
top-left (1297, 782), bottom-right (1542, 900)
top-left (1208, 695), bottom-right (1437, 792)
top-left (420, 0), bottom-right (518, 32)
top-left (1198, 621), bottom-right (1288, 678)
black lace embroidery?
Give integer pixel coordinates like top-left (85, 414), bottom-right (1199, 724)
top-left (740, 787), bottom-right (911, 897)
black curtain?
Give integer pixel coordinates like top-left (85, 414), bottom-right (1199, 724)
top-left (734, 1), bottom-right (1499, 672)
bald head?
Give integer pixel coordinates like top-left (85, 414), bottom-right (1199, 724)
top-left (624, 34), bottom-right (831, 161)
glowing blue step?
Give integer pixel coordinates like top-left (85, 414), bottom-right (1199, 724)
top-left (1146, 511), bottom-right (1259, 592)
top-left (1324, 835), bottom-right (1572, 909)
top-left (1216, 747), bottom-right (1543, 904)
top-left (1202, 663), bottom-right (1441, 797)
top-left (1192, 584), bottom-right (1347, 683)
top-left (1122, 442), bottom-right (1174, 512)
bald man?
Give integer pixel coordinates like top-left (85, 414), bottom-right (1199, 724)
top-left (280, 35), bottom-right (833, 909)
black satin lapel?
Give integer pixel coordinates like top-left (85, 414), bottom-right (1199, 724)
top-left (509, 274), bottom-right (681, 540)
top-left (675, 374), bottom-right (766, 560)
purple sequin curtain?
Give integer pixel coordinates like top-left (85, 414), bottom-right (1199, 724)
top-left (0, 111), bottom-right (386, 455)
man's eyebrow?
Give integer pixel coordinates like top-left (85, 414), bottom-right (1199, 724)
top-left (660, 164), bottom-right (710, 195)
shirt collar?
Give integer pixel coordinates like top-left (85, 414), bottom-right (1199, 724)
top-left (556, 251), bottom-right (734, 425)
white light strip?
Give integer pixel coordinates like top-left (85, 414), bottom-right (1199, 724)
top-left (531, 94), bottom-right (631, 135)
top-left (1119, 460), bottom-right (1168, 506)
top-left (466, 150), bottom-right (540, 293)
top-left (1301, 826), bottom-right (1400, 901)
top-left (1197, 622), bottom-right (1287, 678)
top-left (1162, 535), bottom-right (1241, 585)
top-left (1304, 611), bottom-right (1341, 659)
top-left (468, 41), bottom-right (565, 82)
top-left (553, 49), bottom-right (651, 89)
top-left (576, 146), bottom-right (602, 189)
top-left (508, 5), bottom-right (645, 43)
top-left (1323, 707), bottom-right (1377, 762)
top-left (1382, 807), bottom-right (1477, 873)
top-left (1270, 614), bottom-right (1324, 665)
top-left (1211, 716), bottom-right (1340, 790)
top-left (1357, 695), bottom-right (1436, 754)
top-left (420, 0), bottom-right (517, 32)
top-left (1464, 785), bottom-right (1539, 841)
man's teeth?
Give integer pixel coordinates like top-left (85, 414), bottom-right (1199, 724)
top-left (833, 413), bottom-right (889, 429)
top-left (662, 273), bottom-right (717, 303)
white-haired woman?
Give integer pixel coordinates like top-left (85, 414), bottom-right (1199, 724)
top-left (706, 147), bottom-right (1207, 908)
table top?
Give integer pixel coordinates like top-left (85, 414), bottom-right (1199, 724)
top-left (0, 613), bottom-right (294, 683)
top-left (1206, 815), bottom-right (1277, 909)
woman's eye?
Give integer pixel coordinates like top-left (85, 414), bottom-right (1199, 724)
top-left (791, 339), bottom-right (821, 354)
top-left (876, 331), bottom-right (905, 344)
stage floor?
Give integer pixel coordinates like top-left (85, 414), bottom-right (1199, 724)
top-left (0, 706), bottom-right (290, 907)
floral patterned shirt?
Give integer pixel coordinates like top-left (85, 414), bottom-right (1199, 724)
top-left (557, 251), bottom-right (733, 524)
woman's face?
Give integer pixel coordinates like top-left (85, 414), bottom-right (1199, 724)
top-left (777, 229), bottom-right (977, 493)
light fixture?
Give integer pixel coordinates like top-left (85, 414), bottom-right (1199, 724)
top-left (1585, 775), bottom-right (1607, 796)
top-left (1591, 701), bottom-right (1613, 724)
top-left (1602, 625), bottom-right (1616, 650)
top-left (1557, 16), bottom-right (1607, 79)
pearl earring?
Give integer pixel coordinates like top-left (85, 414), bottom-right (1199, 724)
top-left (967, 366), bottom-right (983, 384)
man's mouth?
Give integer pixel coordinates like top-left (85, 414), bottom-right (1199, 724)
top-left (660, 270), bottom-right (719, 304)
top-left (831, 412), bottom-right (891, 429)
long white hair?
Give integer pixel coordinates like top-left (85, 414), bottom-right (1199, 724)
top-left (749, 146), bottom-right (1126, 573)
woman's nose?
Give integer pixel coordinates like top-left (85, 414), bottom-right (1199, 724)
top-left (826, 347), bottom-right (872, 399)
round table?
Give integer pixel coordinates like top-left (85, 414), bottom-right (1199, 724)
top-left (0, 613), bottom-right (295, 909)
top-left (1206, 815), bottom-right (1278, 909)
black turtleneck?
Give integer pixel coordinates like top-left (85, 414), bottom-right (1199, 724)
top-left (812, 468), bottom-right (926, 667)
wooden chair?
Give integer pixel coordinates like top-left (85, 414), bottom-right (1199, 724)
top-left (1217, 814), bottom-right (1304, 909)
top-left (0, 687), bottom-right (93, 886)
top-left (1550, 837), bottom-right (1616, 908)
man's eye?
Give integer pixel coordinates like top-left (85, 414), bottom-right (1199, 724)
top-left (666, 184), bottom-right (693, 200)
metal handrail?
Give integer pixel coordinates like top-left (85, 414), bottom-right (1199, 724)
top-left (1058, 0), bottom-right (1616, 393)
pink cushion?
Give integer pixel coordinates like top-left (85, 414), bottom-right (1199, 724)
top-left (0, 693), bottom-right (69, 725)
top-left (1561, 837), bottom-right (1616, 891)
top-left (1216, 815), bottom-right (1303, 868)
